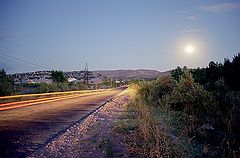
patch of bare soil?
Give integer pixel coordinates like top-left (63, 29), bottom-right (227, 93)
top-left (29, 89), bottom-right (130, 158)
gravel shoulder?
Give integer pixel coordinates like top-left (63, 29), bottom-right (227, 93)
top-left (29, 89), bottom-right (130, 158)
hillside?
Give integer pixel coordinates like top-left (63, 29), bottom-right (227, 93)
top-left (94, 69), bottom-right (170, 80)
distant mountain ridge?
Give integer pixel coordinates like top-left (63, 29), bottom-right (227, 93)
top-left (94, 69), bottom-right (170, 80)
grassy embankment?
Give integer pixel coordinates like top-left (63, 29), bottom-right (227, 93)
top-left (115, 72), bottom-right (240, 157)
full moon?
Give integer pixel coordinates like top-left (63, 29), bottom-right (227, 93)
top-left (185, 45), bottom-right (195, 54)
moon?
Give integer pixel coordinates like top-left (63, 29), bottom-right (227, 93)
top-left (185, 45), bottom-right (195, 54)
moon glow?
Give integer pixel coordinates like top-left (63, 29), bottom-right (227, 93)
top-left (185, 45), bottom-right (195, 54)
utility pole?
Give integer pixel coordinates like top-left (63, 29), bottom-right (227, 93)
top-left (84, 62), bottom-right (88, 85)
top-left (95, 82), bottom-right (98, 90)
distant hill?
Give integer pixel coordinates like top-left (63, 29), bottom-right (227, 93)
top-left (94, 69), bottom-right (170, 80)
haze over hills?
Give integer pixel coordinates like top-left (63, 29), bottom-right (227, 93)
top-left (94, 69), bottom-right (171, 80)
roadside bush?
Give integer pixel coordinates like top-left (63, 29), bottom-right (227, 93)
top-left (150, 75), bottom-right (177, 107)
top-left (125, 72), bottom-right (220, 157)
top-left (124, 57), bottom-right (240, 157)
top-left (136, 81), bottom-right (154, 105)
top-left (37, 83), bottom-right (51, 93)
top-left (135, 73), bottom-right (216, 124)
top-left (171, 72), bottom-right (216, 123)
top-left (136, 75), bottom-right (176, 107)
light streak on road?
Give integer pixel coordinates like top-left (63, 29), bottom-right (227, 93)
top-left (0, 90), bottom-right (111, 111)
top-left (0, 89), bottom-right (108, 99)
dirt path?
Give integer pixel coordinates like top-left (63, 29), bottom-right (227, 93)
top-left (29, 89), bottom-right (130, 158)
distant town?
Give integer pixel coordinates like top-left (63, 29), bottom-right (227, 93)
top-left (10, 70), bottom-right (107, 85)
top-left (9, 69), bottom-right (167, 85)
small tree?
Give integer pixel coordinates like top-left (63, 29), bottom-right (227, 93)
top-left (51, 70), bottom-right (67, 83)
top-left (205, 61), bottom-right (223, 90)
top-left (171, 66), bottom-right (184, 82)
top-left (0, 69), bottom-right (14, 96)
top-left (224, 53), bottom-right (240, 90)
top-left (190, 67), bottom-right (206, 86)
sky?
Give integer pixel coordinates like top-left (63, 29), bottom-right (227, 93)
top-left (0, 0), bottom-right (240, 73)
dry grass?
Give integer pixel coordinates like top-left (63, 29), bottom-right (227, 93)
top-left (121, 102), bottom-right (173, 158)
top-left (118, 84), bottom-right (202, 158)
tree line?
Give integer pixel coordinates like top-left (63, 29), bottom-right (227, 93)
top-left (171, 53), bottom-right (240, 91)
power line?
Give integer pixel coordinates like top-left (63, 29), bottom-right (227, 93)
top-left (0, 46), bottom-right (53, 69)
top-left (0, 46), bottom-right (47, 66)
top-left (0, 52), bottom-right (50, 70)
top-left (0, 39), bottom-right (56, 69)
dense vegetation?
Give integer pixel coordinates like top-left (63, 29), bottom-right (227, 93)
top-left (0, 69), bottom-right (14, 96)
top-left (122, 54), bottom-right (240, 157)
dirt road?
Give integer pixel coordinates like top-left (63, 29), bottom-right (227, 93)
top-left (0, 87), bottom-right (126, 158)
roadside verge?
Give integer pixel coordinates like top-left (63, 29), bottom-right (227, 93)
top-left (29, 88), bottom-right (130, 158)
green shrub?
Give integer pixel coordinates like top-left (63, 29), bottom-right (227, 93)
top-left (37, 83), bottom-right (50, 93)
top-left (150, 75), bottom-right (177, 106)
top-left (136, 75), bottom-right (176, 107)
top-left (136, 81), bottom-right (154, 105)
top-left (171, 72), bottom-right (216, 122)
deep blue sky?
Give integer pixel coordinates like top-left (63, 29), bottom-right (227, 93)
top-left (0, 0), bottom-right (240, 73)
